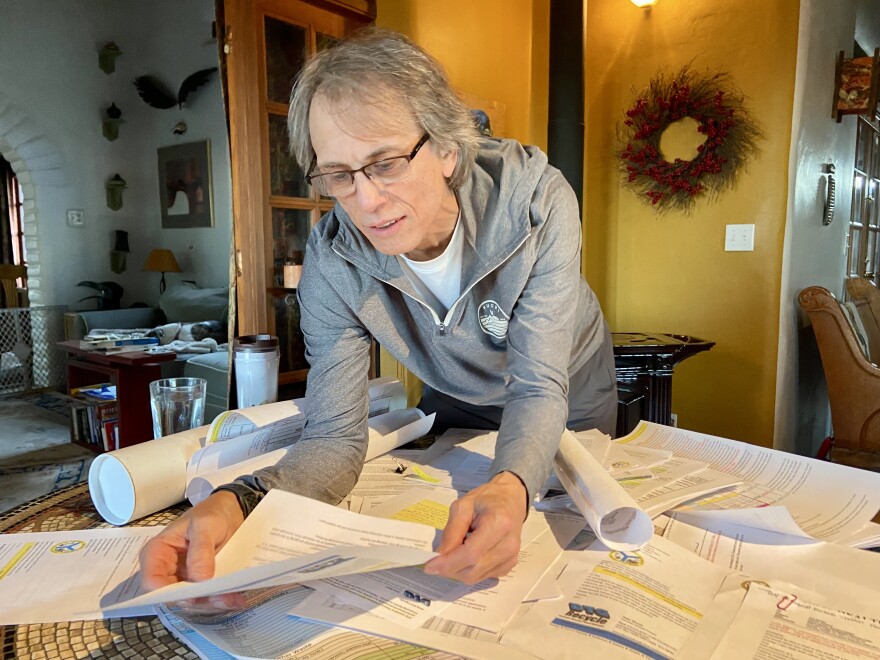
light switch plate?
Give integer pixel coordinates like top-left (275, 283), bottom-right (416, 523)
top-left (725, 224), bottom-right (754, 251)
top-left (67, 209), bottom-right (84, 227)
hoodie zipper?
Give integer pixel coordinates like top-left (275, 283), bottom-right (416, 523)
top-left (332, 230), bottom-right (531, 336)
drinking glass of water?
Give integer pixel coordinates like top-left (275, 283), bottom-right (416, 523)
top-left (149, 377), bottom-right (207, 438)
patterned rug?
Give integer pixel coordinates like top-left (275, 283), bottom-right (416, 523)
top-left (0, 389), bottom-right (73, 417)
top-left (0, 390), bottom-right (95, 513)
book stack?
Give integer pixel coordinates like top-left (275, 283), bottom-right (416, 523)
top-left (79, 335), bottom-right (159, 353)
top-left (69, 384), bottom-right (119, 451)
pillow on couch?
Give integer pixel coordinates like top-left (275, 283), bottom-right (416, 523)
top-left (159, 281), bottom-right (229, 324)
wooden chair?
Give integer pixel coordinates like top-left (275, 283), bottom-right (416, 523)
top-left (0, 264), bottom-right (27, 308)
top-left (846, 278), bottom-right (880, 352)
top-left (798, 285), bottom-right (880, 470)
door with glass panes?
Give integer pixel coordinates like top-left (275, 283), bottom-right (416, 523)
top-left (225, 0), bottom-right (373, 399)
top-left (848, 114), bottom-right (880, 286)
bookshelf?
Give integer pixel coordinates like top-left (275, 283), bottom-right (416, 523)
top-left (67, 385), bottom-right (118, 452)
top-left (58, 340), bottom-right (176, 451)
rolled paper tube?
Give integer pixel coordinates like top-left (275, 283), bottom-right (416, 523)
top-left (554, 430), bottom-right (653, 550)
top-left (283, 264), bottom-right (302, 289)
top-left (185, 410), bottom-right (434, 506)
top-left (89, 378), bottom-right (409, 524)
top-left (89, 425), bottom-right (207, 525)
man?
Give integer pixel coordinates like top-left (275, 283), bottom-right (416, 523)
top-left (140, 28), bottom-right (616, 594)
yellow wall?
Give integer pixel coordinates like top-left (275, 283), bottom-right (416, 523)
top-left (377, 0), bottom-right (549, 148)
top-left (584, 0), bottom-right (800, 445)
top-left (376, 0), bottom-right (549, 403)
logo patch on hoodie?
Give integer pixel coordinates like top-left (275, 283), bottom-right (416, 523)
top-left (478, 300), bottom-right (509, 338)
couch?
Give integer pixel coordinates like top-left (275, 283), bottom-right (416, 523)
top-left (64, 281), bottom-right (231, 422)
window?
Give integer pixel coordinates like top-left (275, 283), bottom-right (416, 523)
top-left (1, 157), bottom-right (27, 290)
top-left (847, 114), bottom-right (880, 285)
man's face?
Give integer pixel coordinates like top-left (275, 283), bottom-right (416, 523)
top-left (308, 95), bottom-right (459, 260)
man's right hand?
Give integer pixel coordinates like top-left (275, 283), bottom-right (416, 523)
top-left (139, 491), bottom-right (245, 593)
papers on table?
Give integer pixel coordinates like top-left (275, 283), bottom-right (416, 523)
top-left (0, 527), bottom-right (159, 624)
top-left (499, 535), bottom-right (731, 659)
top-left (617, 421), bottom-right (880, 543)
top-left (710, 583), bottom-right (880, 660)
top-left (157, 585), bottom-right (459, 660)
top-left (101, 488), bottom-right (441, 612)
top-left (7, 416), bottom-right (880, 660)
top-left (660, 511), bottom-right (880, 602)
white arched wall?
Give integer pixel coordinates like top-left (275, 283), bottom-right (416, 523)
top-left (0, 93), bottom-right (66, 306)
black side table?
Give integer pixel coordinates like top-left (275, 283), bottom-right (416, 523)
top-left (612, 333), bottom-right (715, 436)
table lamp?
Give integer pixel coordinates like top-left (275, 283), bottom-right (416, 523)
top-left (142, 248), bottom-right (182, 294)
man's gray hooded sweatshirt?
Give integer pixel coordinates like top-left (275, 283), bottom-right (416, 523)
top-left (229, 138), bottom-right (615, 514)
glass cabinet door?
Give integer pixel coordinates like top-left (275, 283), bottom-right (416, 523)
top-left (247, 1), bottom-right (370, 394)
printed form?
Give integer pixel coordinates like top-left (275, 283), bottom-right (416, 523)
top-left (102, 488), bottom-right (441, 612)
top-left (499, 535), bottom-right (732, 660)
top-left (711, 583), bottom-right (880, 660)
top-left (0, 527), bottom-right (158, 624)
top-left (661, 513), bottom-right (880, 603)
top-left (617, 421), bottom-right (880, 541)
top-left (158, 585), bottom-right (461, 660)
top-left (298, 487), bottom-right (584, 634)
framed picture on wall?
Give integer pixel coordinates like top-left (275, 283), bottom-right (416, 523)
top-left (157, 139), bottom-right (214, 228)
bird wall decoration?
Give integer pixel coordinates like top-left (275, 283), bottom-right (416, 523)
top-left (133, 67), bottom-right (217, 109)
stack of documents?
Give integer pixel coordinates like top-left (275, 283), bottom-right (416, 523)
top-left (2, 419), bottom-right (880, 659)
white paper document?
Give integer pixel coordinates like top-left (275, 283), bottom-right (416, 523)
top-left (711, 583), bottom-right (880, 660)
top-left (102, 488), bottom-right (441, 612)
top-left (185, 448), bottom-right (289, 506)
top-left (187, 417), bottom-right (306, 483)
top-left (205, 377), bottom-right (408, 444)
top-left (427, 515), bottom-right (584, 636)
top-left (554, 430), bottom-right (652, 550)
top-left (661, 513), bottom-right (880, 602)
top-left (617, 421), bottom-right (880, 542)
top-left (304, 488), bottom-right (469, 629)
top-left (499, 535), bottom-right (732, 659)
top-left (0, 527), bottom-right (159, 624)
top-left (300, 488), bottom-right (584, 635)
top-left (624, 458), bottom-right (742, 518)
top-left (158, 585), bottom-right (460, 660)
top-left (405, 432), bottom-right (497, 493)
top-left (289, 593), bottom-right (537, 660)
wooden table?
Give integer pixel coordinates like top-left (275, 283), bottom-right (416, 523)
top-left (58, 341), bottom-right (177, 449)
top-left (0, 484), bottom-right (195, 659)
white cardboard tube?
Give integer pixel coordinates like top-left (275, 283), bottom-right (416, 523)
top-left (88, 378), bottom-right (409, 525)
top-left (88, 426), bottom-right (207, 526)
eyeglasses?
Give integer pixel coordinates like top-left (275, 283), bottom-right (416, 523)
top-left (305, 133), bottom-right (431, 198)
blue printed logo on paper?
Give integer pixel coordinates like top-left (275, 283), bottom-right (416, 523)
top-left (51, 540), bottom-right (86, 554)
top-left (551, 602), bottom-right (611, 634)
top-left (609, 550), bottom-right (644, 566)
top-left (478, 300), bottom-right (509, 339)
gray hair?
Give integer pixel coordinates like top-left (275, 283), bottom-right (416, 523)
top-left (288, 28), bottom-right (480, 189)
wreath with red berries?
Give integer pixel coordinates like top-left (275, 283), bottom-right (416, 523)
top-left (619, 67), bottom-right (763, 213)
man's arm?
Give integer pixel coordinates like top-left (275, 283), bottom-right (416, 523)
top-left (426, 169), bottom-right (590, 584)
top-left (492, 168), bottom-right (587, 500)
top-left (139, 239), bottom-right (372, 591)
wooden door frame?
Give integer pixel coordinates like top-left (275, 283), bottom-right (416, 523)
top-left (225, 0), bottom-right (372, 337)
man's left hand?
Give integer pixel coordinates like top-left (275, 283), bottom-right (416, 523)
top-left (423, 471), bottom-right (527, 584)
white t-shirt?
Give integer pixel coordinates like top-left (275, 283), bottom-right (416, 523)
top-left (399, 219), bottom-right (464, 313)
